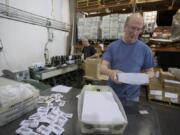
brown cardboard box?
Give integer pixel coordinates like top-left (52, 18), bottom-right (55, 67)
top-left (84, 58), bottom-right (108, 80)
top-left (159, 69), bottom-right (177, 82)
top-left (84, 58), bottom-right (100, 79)
top-left (149, 76), bottom-right (180, 104)
top-left (153, 67), bottom-right (161, 72)
top-left (164, 85), bottom-right (180, 93)
top-left (148, 78), bottom-right (164, 100)
top-left (149, 90), bottom-right (163, 101)
top-left (163, 79), bottom-right (180, 88)
top-left (164, 91), bottom-right (180, 104)
top-left (149, 78), bottom-right (162, 89)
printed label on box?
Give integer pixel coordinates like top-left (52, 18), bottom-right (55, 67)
top-left (165, 92), bottom-right (178, 98)
top-left (150, 90), bottom-right (162, 96)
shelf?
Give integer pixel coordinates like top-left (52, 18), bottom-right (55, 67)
top-left (76, 0), bottom-right (180, 17)
top-left (0, 3), bottom-right (71, 32)
top-left (151, 47), bottom-right (180, 53)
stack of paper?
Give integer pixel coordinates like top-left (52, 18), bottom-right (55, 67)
top-left (51, 85), bottom-right (72, 93)
top-left (117, 73), bottom-right (149, 85)
top-left (82, 91), bottom-right (126, 125)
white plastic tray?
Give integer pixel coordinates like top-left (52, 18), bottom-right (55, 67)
top-left (78, 85), bottom-right (128, 134)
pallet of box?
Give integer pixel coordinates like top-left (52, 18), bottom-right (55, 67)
top-left (148, 67), bottom-right (171, 101)
top-left (84, 58), bottom-right (108, 81)
top-left (148, 68), bottom-right (180, 106)
top-left (163, 68), bottom-right (180, 104)
top-left (162, 69), bottom-right (180, 105)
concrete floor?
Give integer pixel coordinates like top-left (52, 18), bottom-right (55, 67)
top-left (140, 89), bottom-right (180, 135)
top-left (150, 103), bottom-right (180, 135)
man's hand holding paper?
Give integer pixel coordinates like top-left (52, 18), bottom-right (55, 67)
top-left (109, 69), bottom-right (122, 84)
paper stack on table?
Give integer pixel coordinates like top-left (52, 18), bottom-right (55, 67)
top-left (82, 91), bottom-right (126, 125)
top-left (51, 85), bottom-right (72, 93)
top-left (117, 73), bottom-right (149, 85)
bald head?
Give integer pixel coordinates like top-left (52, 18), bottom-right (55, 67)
top-left (125, 13), bottom-right (144, 27)
top-left (81, 37), bottom-right (90, 46)
top-left (123, 13), bottom-right (144, 44)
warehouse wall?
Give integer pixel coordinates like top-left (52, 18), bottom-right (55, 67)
top-left (0, 0), bottom-right (70, 75)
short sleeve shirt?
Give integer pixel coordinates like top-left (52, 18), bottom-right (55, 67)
top-left (102, 39), bottom-right (155, 99)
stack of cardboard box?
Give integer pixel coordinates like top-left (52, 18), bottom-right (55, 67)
top-left (148, 68), bottom-right (180, 104)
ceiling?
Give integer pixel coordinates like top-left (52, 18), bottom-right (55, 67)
top-left (76, 0), bottom-right (180, 17)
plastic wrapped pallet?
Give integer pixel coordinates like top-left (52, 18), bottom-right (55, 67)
top-left (78, 85), bottom-right (128, 134)
top-left (0, 77), bottom-right (39, 126)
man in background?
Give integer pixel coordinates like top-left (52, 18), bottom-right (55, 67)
top-left (81, 37), bottom-right (97, 60)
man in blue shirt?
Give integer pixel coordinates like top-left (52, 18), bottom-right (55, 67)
top-left (100, 13), bottom-right (155, 102)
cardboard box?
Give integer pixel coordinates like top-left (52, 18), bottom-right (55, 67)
top-left (148, 78), bottom-right (164, 100)
top-left (164, 91), bottom-right (180, 104)
top-left (149, 90), bottom-right (163, 100)
top-left (159, 69), bottom-right (177, 82)
top-left (163, 81), bottom-right (180, 104)
top-left (164, 85), bottom-right (180, 93)
top-left (149, 75), bottom-right (180, 104)
top-left (84, 58), bottom-right (108, 80)
top-left (163, 79), bottom-right (180, 88)
top-left (149, 78), bottom-right (162, 88)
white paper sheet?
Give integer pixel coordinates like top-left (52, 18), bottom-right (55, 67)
top-left (82, 91), bottom-right (126, 125)
top-left (139, 110), bottom-right (149, 115)
top-left (117, 73), bottom-right (149, 85)
top-left (51, 85), bottom-right (72, 93)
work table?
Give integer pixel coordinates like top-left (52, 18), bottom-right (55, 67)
top-left (0, 86), bottom-right (161, 135)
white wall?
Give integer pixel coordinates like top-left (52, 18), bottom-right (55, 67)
top-left (0, 0), bottom-right (70, 75)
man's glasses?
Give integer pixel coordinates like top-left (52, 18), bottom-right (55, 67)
top-left (127, 25), bottom-right (143, 33)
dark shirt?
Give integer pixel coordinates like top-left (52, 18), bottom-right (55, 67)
top-left (82, 46), bottom-right (96, 59)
